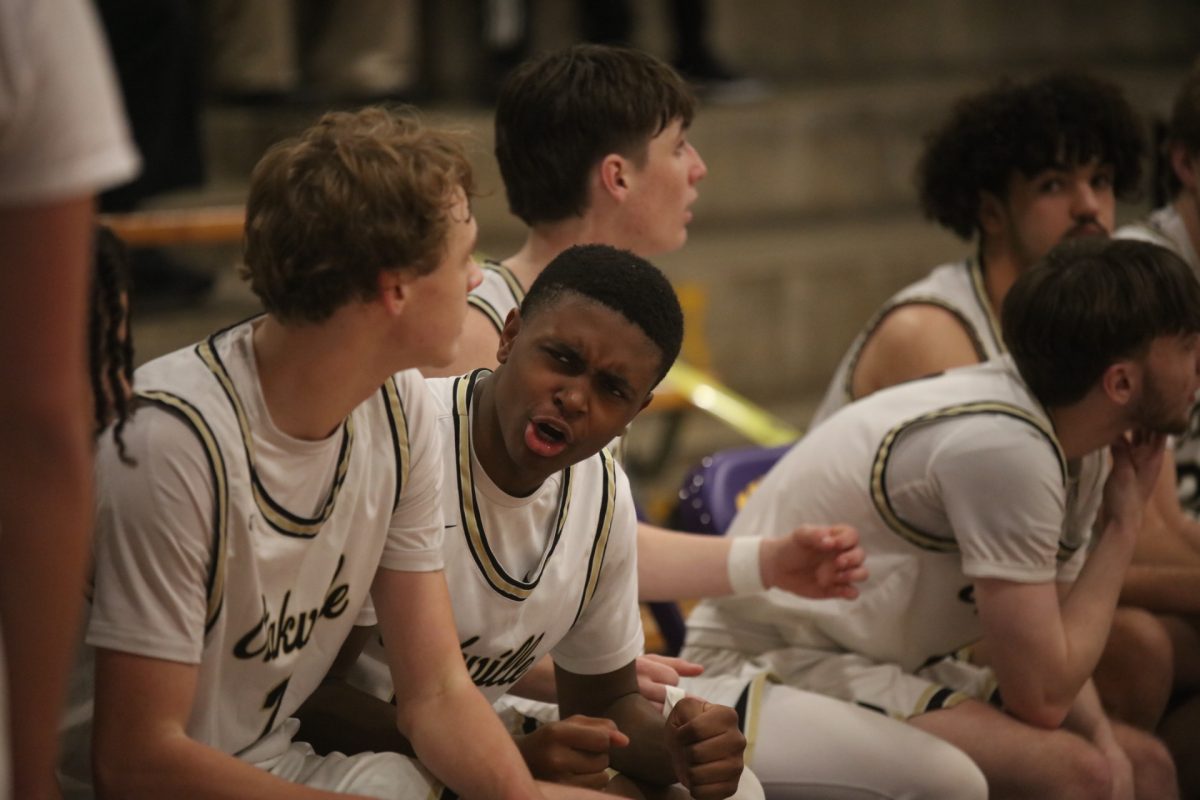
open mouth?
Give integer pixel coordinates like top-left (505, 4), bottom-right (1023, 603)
top-left (525, 418), bottom-right (571, 458)
top-left (535, 421), bottom-right (565, 443)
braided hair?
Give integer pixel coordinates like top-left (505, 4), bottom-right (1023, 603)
top-left (90, 225), bottom-right (135, 463)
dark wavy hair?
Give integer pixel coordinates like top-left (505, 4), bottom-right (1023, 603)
top-left (520, 244), bottom-right (683, 384)
top-left (496, 44), bottom-right (695, 226)
top-left (918, 71), bottom-right (1146, 239)
top-left (1154, 58), bottom-right (1200, 205)
top-left (91, 225), bottom-right (135, 463)
top-left (1004, 238), bottom-right (1200, 408)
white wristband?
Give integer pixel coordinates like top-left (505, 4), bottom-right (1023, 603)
top-left (727, 536), bottom-right (767, 595)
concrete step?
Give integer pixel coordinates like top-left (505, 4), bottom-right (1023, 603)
top-left (198, 63), bottom-right (1188, 240)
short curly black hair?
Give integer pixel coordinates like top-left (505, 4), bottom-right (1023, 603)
top-left (917, 71), bottom-right (1146, 240)
top-left (520, 244), bottom-right (683, 384)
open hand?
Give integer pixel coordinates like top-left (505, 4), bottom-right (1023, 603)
top-left (636, 654), bottom-right (705, 712)
top-left (760, 524), bottom-right (867, 599)
top-left (665, 697), bottom-right (745, 800)
top-left (515, 715), bottom-right (629, 789)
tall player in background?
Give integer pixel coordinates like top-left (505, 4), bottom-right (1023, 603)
top-left (0, 2), bottom-right (139, 798)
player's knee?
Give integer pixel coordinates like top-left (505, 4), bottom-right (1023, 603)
top-left (1052, 737), bottom-right (1114, 800)
top-left (1126, 732), bottom-right (1179, 800)
top-left (1098, 608), bottom-right (1175, 727)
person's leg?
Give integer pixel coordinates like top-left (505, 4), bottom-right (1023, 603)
top-left (748, 684), bottom-right (985, 800)
top-left (1093, 607), bottom-right (1175, 729)
top-left (911, 700), bottom-right (1114, 800)
top-left (310, 0), bottom-right (418, 99)
top-left (1110, 720), bottom-right (1179, 800)
top-left (578, 0), bottom-right (633, 45)
top-left (1159, 693), bottom-right (1200, 797)
top-left (208, 0), bottom-right (299, 95)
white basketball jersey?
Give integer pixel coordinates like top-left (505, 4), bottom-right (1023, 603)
top-left (811, 259), bottom-right (1005, 426)
top-left (688, 357), bottom-right (1106, 673)
top-left (355, 371), bottom-right (644, 706)
top-left (65, 319), bottom-right (444, 779)
top-left (467, 260), bottom-right (526, 334)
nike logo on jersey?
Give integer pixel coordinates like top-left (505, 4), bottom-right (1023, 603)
top-left (460, 632), bottom-right (546, 689)
top-left (233, 554), bottom-right (351, 662)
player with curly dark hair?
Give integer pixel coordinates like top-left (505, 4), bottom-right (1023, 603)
top-left (808, 71), bottom-right (1187, 741)
top-left (813, 70), bottom-right (1147, 425)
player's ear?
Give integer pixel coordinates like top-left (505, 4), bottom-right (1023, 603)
top-left (977, 191), bottom-right (1005, 237)
top-left (496, 308), bottom-right (523, 365)
top-left (1172, 142), bottom-right (1198, 191)
top-left (377, 267), bottom-right (410, 316)
top-left (598, 153), bottom-right (630, 201)
top-left (1100, 359), bottom-right (1140, 407)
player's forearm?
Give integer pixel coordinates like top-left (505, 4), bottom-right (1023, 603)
top-left (1058, 519), bottom-right (1139, 672)
top-left (1060, 680), bottom-right (1117, 748)
top-left (295, 677), bottom-right (415, 757)
top-left (401, 679), bottom-right (542, 800)
top-left (94, 733), bottom-right (367, 800)
top-left (593, 694), bottom-right (677, 786)
top-left (509, 656), bottom-right (560, 702)
top-left (0, 414), bottom-right (92, 798)
top-left (1120, 563), bottom-right (1200, 614)
top-left (636, 523), bottom-right (733, 601)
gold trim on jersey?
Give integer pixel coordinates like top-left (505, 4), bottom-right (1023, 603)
top-left (739, 671), bottom-right (775, 767)
top-left (469, 261), bottom-right (527, 334)
top-left (467, 295), bottom-right (505, 332)
top-left (840, 275), bottom-right (990, 406)
top-left (452, 370), bottom-right (575, 601)
top-left (380, 376), bottom-right (411, 512)
top-left (196, 337), bottom-right (354, 539)
top-left (910, 683), bottom-right (972, 717)
top-left (871, 401), bottom-right (1068, 554)
top-left (572, 446), bottom-right (617, 625)
top-left (966, 257), bottom-right (1006, 355)
top-left (136, 389), bottom-right (230, 632)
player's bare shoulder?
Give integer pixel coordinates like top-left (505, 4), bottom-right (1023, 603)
top-left (852, 303), bottom-right (984, 398)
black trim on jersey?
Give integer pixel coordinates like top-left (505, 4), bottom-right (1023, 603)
top-left (572, 448), bottom-right (617, 626)
top-left (843, 300), bottom-right (987, 408)
top-left (195, 332), bottom-right (354, 539)
top-left (380, 376), bottom-right (411, 513)
top-left (966, 257), bottom-right (1006, 356)
top-left (732, 684), bottom-right (750, 733)
top-left (467, 295), bottom-right (505, 333)
top-left (871, 402), bottom-right (1068, 554)
top-left (468, 261), bottom-right (527, 334)
top-left (451, 369), bottom-right (574, 601)
top-left (136, 390), bottom-right (230, 633)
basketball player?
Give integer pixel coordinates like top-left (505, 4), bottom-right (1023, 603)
top-left (686, 238), bottom-right (1197, 799)
top-left (332, 245), bottom-right (987, 800)
top-left (437, 40), bottom-right (867, 705)
top-left (57, 107), bottom-right (602, 800)
top-left (1115, 59), bottom-right (1200, 794)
